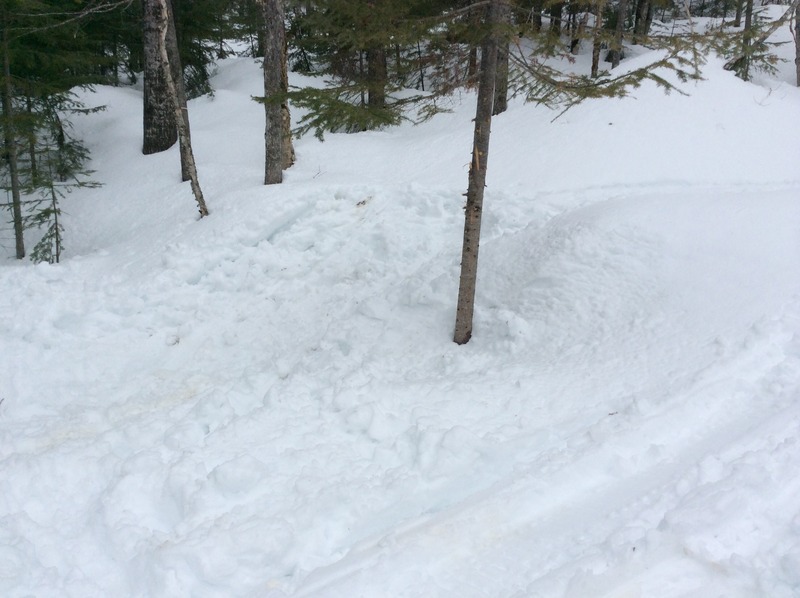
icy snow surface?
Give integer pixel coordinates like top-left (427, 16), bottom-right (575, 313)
top-left (2, 26), bottom-right (800, 598)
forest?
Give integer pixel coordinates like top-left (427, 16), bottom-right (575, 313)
top-left (2, 0), bottom-right (797, 338)
top-left (1, 1), bottom-right (800, 596)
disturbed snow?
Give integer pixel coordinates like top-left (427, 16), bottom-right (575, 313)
top-left (2, 22), bottom-right (800, 598)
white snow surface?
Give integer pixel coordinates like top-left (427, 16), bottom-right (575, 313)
top-left (2, 27), bottom-right (800, 598)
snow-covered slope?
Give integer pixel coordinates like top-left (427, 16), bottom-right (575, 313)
top-left (1, 26), bottom-right (800, 598)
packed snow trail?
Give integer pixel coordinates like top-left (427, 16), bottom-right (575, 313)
top-left (1, 40), bottom-right (800, 598)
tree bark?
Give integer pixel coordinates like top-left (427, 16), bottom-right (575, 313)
top-left (1, 23), bottom-right (24, 259)
top-left (143, 0), bottom-right (177, 154)
top-left (633, 0), bottom-right (651, 43)
top-left (796, 3), bottom-right (800, 86)
top-left (591, 0), bottom-right (606, 77)
top-left (734, 0), bottom-right (743, 27)
top-left (262, 0), bottom-right (288, 184)
top-left (164, 0), bottom-right (191, 182)
top-left (281, 57), bottom-right (295, 170)
top-left (740, 0), bottom-right (754, 80)
top-left (454, 0), bottom-right (500, 345)
top-left (366, 45), bottom-right (387, 109)
top-left (608, 0), bottom-right (629, 67)
top-left (549, 2), bottom-right (564, 35)
top-left (492, 2), bottom-right (510, 116)
top-left (156, 0), bottom-right (208, 216)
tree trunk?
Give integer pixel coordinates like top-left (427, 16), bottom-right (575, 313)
top-left (143, 0), bottom-right (177, 154)
top-left (454, 0), bottom-right (501, 345)
top-left (549, 2), bottom-right (564, 35)
top-left (164, 0), bottom-right (191, 182)
top-left (796, 3), bottom-right (800, 86)
top-left (734, 0), bottom-right (743, 27)
top-left (492, 2), bottom-right (510, 116)
top-left (740, 0), bottom-right (754, 80)
top-left (591, 0), bottom-right (606, 77)
top-left (262, 0), bottom-right (289, 184)
top-left (281, 57), bottom-right (295, 170)
top-left (530, 0), bottom-right (544, 32)
top-left (571, 10), bottom-right (589, 54)
top-left (1, 24), bottom-right (24, 259)
top-left (366, 45), bottom-right (387, 109)
top-left (608, 0), bottom-right (629, 67)
top-left (467, 46), bottom-right (478, 85)
top-left (633, 0), bottom-right (651, 43)
top-left (156, 0), bottom-right (208, 216)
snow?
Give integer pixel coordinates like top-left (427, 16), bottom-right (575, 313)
top-left (2, 19), bottom-right (800, 598)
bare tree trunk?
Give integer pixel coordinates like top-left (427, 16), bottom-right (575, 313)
top-left (467, 47), bottom-right (478, 85)
top-left (366, 46), bottom-right (387, 109)
top-left (143, 0), bottom-right (177, 154)
top-left (492, 1), bottom-right (510, 116)
top-left (740, 0), bottom-right (754, 79)
top-left (633, 0), bottom-right (651, 43)
top-left (571, 10), bottom-right (589, 54)
top-left (591, 0), bottom-right (606, 77)
top-left (796, 3), bottom-right (800, 86)
top-left (454, 0), bottom-right (501, 345)
top-left (281, 57), bottom-right (295, 170)
top-left (1, 24), bottom-right (24, 259)
top-left (164, 0), bottom-right (191, 182)
top-left (734, 0), bottom-right (743, 27)
top-left (262, 0), bottom-right (288, 184)
top-left (549, 2), bottom-right (565, 35)
top-left (608, 0), bottom-right (629, 67)
top-left (530, 0), bottom-right (544, 32)
top-left (156, 0), bottom-right (208, 216)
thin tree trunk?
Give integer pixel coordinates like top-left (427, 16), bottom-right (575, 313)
top-left (262, 0), bottom-right (287, 184)
top-left (1, 24), bottom-right (24, 259)
top-left (281, 54), bottom-right (295, 170)
top-left (156, 0), bottom-right (208, 216)
top-left (25, 93), bottom-right (37, 182)
top-left (796, 3), bottom-right (800, 85)
top-left (734, 0), bottom-right (743, 27)
top-left (740, 0), bottom-right (754, 79)
top-left (164, 0), bottom-right (191, 182)
top-left (592, 0), bottom-right (606, 77)
top-left (454, 0), bottom-right (501, 345)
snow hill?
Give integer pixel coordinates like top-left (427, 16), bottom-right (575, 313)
top-left (2, 18), bottom-right (800, 598)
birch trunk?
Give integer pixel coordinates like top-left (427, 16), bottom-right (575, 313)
top-left (143, 0), bottom-right (177, 154)
top-left (157, 0), bottom-right (208, 217)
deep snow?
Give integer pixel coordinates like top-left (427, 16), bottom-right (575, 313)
top-left (2, 14), bottom-right (800, 598)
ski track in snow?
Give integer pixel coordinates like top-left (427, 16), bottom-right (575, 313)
top-left (2, 29), bottom-right (800, 598)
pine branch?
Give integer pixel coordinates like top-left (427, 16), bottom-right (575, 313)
top-left (723, 0), bottom-right (800, 72)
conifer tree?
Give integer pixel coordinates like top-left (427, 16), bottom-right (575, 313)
top-left (1, 0), bottom-right (111, 260)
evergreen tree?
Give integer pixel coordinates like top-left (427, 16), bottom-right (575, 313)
top-left (1, 0), bottom-right (109, 260)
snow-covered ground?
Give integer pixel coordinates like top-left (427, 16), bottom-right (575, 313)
top-left (2, 16), bottom-right (800, 597)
